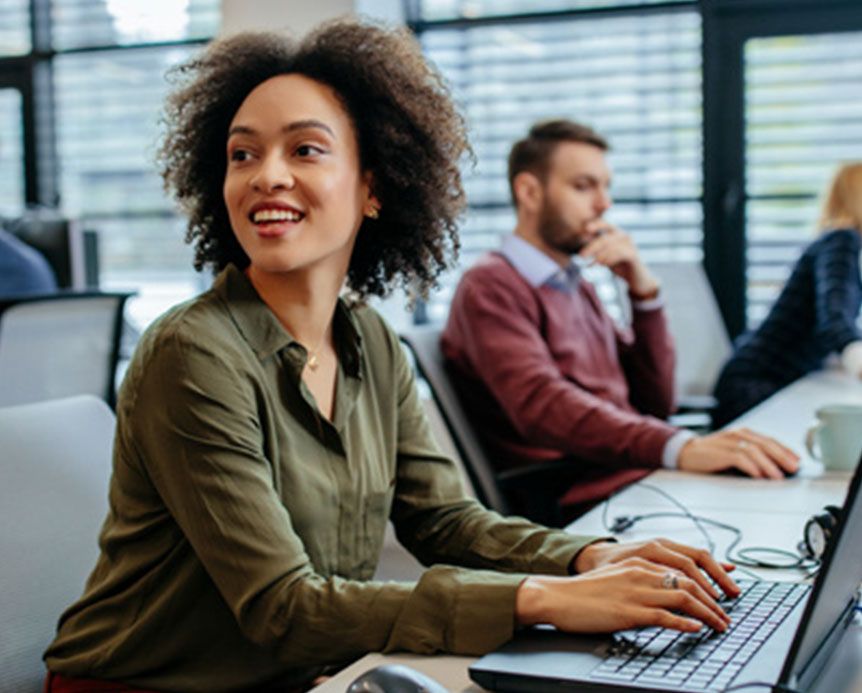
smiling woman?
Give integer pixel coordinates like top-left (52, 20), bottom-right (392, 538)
top-left (42, 17), bottom-right (740, 693)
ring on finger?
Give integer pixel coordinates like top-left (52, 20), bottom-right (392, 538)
top-left (662, 573), bottom-right (679, 590)
top-left (737, 440), bottom-right (750, 451)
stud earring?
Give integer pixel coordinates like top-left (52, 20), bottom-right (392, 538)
top-left (365, 205), bottom-right (379, 220)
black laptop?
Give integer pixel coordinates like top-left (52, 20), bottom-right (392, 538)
top-left (470, 457), bottom-right (862, 692)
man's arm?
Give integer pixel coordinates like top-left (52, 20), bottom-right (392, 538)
top-left (579, 223), bottom-right (676, 417)
top-left (618, 301), bottom-right (677, 418)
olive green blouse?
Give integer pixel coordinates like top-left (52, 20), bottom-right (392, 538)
top-left (44, 265), bottom-right (601, 692)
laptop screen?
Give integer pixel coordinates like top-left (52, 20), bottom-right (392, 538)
top-left (781, 456), bottom-right (862, 688)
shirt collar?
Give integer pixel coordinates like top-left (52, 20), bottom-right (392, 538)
top-left (500, 234), bottom-right (581, 292)
top-left (214, 264), bottom-right (362, 376)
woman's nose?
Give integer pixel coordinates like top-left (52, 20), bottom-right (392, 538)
top-left (250, 155), bottom-right (295, 192)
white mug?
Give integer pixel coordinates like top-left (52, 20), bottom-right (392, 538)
top-left (805, 404), bottom-right (862, 471)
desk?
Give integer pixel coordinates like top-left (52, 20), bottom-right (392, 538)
top-left (312, 370), bottom-right (862, 692)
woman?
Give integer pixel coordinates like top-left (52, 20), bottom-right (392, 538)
top-left (713, 163), bottom-right (862, 427)
top-left (44, 19), bottom-right (737, 693)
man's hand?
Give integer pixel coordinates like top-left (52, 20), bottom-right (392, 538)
top-left (516, 538), bottom-right (738, 634)
top-left (579, 221), bottom-right (659, 298)
top-left (678, 428), bottom-right (800, 479)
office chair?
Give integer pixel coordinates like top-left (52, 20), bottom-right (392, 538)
top-left (0, 291), bottom-right (133, 408)
top-left (401, 326), bottom-right (573, 526)
top-left (649, 262), bottom-right (733, 430)
top-left (0, 396), bottom-right (115, 693)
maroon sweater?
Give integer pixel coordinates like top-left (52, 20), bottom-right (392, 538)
top-left (441, 252), bottom-right (678, 507)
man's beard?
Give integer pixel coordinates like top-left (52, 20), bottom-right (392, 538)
top-left (537, 200), bottom-right (589, 256)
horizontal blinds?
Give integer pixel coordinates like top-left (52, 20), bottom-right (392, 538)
top-left (0, 89), bottom-right (25, 214)
top-left (420, 10), bottom-right (702, 323)
top-left (54, 45), bottom-right (206, 323)
top-left (744, 31), bottom-right (862, 325)
top-left (0, 0), bottom-right (29, 55)
top-left (419, 0), bottom-right (690, 22)
top-left (51, 0), bottom-right (220, 49)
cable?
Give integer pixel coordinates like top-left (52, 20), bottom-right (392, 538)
top-left (600, 483), bottom-right (819, 574)
top-left (721, 682), bottom-right (800, 693)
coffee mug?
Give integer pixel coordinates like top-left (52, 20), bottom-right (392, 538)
top-left (805, 404), bottom-right (862, 471)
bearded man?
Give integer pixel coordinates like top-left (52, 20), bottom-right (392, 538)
top-left (441, 120), bottom-right (797, 520)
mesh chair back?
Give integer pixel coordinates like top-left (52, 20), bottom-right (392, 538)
top-left (401, 326), bottom-right (508, 514)
top-left (0, 396), bottom-right (114, 692)
top-left (0, 292), bottom-right (131, 407)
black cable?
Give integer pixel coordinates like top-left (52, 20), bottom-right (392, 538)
top-left (601, 483), bottom-right (819, 575)
top-left (721, 682), bottom-right (800, 692)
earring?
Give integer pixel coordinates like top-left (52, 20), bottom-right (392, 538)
top-left (365, 205), bottom-right (379, 220)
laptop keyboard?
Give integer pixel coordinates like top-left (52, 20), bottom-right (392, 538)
top-left (590, 579), bottom-right (811, 691)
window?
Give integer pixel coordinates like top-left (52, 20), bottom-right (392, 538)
top-left (0, 89), bottom-right (25, 215)
top-left (418, 0), bottom-right (690, 22)
top-left (744, 31), bottom-right (862, 325)
top-left (419, 6), bottom-right (702, 322)
top-left (0, 0), bottom-right (30, 55)
top-left (0, 0), bottom-right (220, 327)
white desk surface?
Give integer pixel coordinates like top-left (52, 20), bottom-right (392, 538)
top-left (312, 370), bottom-right (862, 692)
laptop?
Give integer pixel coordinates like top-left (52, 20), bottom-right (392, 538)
top-left (470, 455), bottom-right (862, 693)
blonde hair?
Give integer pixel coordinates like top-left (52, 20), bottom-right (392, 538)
top-left (819, 163), bottom-right (862, 233)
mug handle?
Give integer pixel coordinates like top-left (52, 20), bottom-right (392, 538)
top-left (805, 422), bottom-right (823, 460)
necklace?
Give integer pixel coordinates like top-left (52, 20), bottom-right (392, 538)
top-left (306, 348), bottom-right (321, 371)
top-left (304, 335), bottom-right (327, 372)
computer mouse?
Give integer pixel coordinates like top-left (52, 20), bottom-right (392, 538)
top-left (346, 663), bottom-right (449, 693)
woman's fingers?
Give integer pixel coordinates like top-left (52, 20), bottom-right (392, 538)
top-left (639, 607), bottom-right (704, 634)
top-left (646, 574), bottom-right (730, 631)
top-left (641, 540), bottom-right (741, 598)
top-left (643, 544), bottom-right (720, 599)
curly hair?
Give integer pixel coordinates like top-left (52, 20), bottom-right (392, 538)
top-left (157, 17), bottom-right (470, 299)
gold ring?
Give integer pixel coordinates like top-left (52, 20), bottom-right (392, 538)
top-left (662, 573), bottom-right (679, 590)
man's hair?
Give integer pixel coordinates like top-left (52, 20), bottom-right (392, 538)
top-left (507, 119), bottom-right (608, 206)
top-left (158, 18), bottom-right (470, 300)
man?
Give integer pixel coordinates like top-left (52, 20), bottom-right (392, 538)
top-left (0, 225), bottom-right (57, 297)
top-left (442, 119), bottom-right (798, 516)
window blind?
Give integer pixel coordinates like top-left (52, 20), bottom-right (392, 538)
top-left (418, 0), bottom-right (690, 22)
top-left (744, 31), bottom-right (862, 325)
top-left (0, 89), bottom-right (25, 214)
top-left (0, 0), bottom-right (29, 56)
top-left (51, 0), bottom-right (219, 50)
top-left (54, 45), bottom-right (206, 324)
top-left (420, 9), bottom-right (702, 322)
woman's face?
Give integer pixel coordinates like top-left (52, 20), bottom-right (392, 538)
top-left (223, 73), bottom-right (374, 280)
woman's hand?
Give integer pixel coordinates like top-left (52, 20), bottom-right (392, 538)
top-left (515, 539), bottom-right (739, 635)
top-left (574, 538), bottom-right (739, 599)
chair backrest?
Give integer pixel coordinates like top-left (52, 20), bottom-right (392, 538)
top-left (650, 262), bottom-right (733, 398)
top-left (0, 395), bottom-right (115, 692)
top-left (0, 292), bottom-right (131, 408)
top-left (400, 326), bottom-right (509, 514)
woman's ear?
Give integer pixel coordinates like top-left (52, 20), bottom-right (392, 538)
top-left (362, 172), bottom-right (381, 219)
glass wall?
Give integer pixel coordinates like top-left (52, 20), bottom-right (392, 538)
top-left (744, 31), bottom-right (862, 325)
top-left (1, 0), bottom-right (219, 327)
top-left (419, 5), bottom-right (702, 322)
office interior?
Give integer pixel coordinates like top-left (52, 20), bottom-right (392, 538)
top-left (2, 0), bottom-right (860, 340)
top-left (2, 0), bottom-right (862, 690)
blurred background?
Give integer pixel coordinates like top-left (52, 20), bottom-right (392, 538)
top-left (1, 0), bottom-right (860, 338)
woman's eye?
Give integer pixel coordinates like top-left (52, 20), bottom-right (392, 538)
top-left (296, 144), bottom-right (324, 157)
top-left (229, 148), bottom-right (252, 162)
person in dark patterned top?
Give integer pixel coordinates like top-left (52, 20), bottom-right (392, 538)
top-left (713, 163), bottom-right (862, 428)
